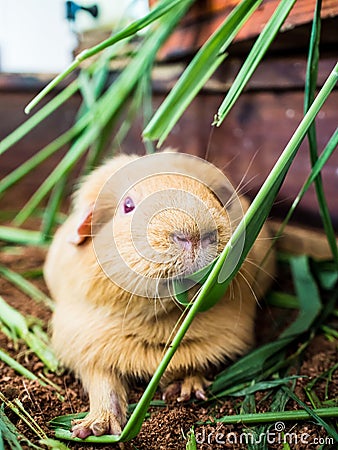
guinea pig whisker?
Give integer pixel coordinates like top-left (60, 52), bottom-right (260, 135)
top-left (244, 256), bottom-right (277, 284)
top-left (237, 268), bottom-right (260, 308)
top-left (229, 276), bottom-right (245, 332)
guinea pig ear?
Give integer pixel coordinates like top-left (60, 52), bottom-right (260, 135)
top-left (68, 204), bottom-right (93, 245)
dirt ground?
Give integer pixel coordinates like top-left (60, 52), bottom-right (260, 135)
top-left (0, 245), bottom-right (337, 450)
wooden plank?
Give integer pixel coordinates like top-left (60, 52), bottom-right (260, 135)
top-left (151, 56), bottom-right (337, 92)
top-left (155, 0), bottom-right (338, 59)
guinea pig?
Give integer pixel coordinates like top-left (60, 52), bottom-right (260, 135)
top-left (44, 151), bottom-right (275, 439)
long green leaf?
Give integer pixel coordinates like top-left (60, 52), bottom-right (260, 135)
top-left (283, 387), bottom-right (338, 441)
top-left (143, 0), bottom-right (263, 145)
top-left (0, 117), bottom-right (88, 195)
top-left (0, 81), bottom-right (78, 155)
top-left (283, 256), bottom-right (321, 338)
top-left (304, 0), bottom-right (338, 267)
top-left (0, 296), bottom-right (58, 372)
top-left (24, 0), bottom-right (189, 114)
top-left (0, 406), bottom-right (23, 450)
top-left (0, 226), bottom-right (43, 246)
top-left (274, 128), bottom-right (338, 252)
top-left (204, 407), bottom-right (338, 425)
top-left (214, 0), bottom-right (297, 126)
top-left (0, 265), bottom-right (54, 310)
top-left (0, 348), bottom-right (40, 383)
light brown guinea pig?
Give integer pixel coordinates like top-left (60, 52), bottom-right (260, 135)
top-left (44, 151), bottom-right (275, 439)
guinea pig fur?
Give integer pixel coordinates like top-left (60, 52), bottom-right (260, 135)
top-left (44, 151), bottom-right (275, 439)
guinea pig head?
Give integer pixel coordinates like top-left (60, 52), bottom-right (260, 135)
top-left (92, 172), bottom-right (236, 299)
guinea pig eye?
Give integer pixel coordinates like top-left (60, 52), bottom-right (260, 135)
top-left (123, 196), bottom-right (135, 214)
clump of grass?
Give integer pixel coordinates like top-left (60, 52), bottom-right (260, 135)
top-left (0, 296), bottom-right (58, 372)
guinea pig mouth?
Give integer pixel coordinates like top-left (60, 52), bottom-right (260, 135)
top-left (169, 249), bottom-right (218, 280)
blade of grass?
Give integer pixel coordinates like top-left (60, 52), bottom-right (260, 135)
top-left (304, 0), bottom-right (338, 267)
top-left (212, 255), bottom-right (321, 395)
top-left (53, 62), bottom-right (338, 443)
top-left (41, 177), bottom-right (68, 241)
top-left (14, 1), bottom-right (194, 225)
top-left (282, 387), bottom-right (338, 441)
top-left (24, 0), bottom-right (189, 114)
top-left (0, 406), bottom-right (24, 450)
top-left (0, 81), bottom-right (78, 155)
top-left (0, 226), bottom-right (43, 246)
top-left (272, 128), bottom-right (338, 263)
top-left (202, 407), bottom-right (338, 425)
top-left (39, 438), bottom-right (70, 450)
top-left (281, 255), bottom-right (321, 338)
top-left (267, 291), bottom-right (299, 309)
top-left (0, 296), bottom-right (58, 372)
top-left (0, 394), bottom-right (47, 442)
top-left (214, 0), bottom-right (297, 126)
top-left (0, 119), bottom-right (88, 195)
top-left (0, 265), bottom-right (54, 310)
top-left (143, 0), bottom-right (263, 145)
top-left (186, 428), bottom-right (197, 450)
top-left (0, 348), bottom-right (43, 384)
top-left (227, 376), bottom-right (302, 397)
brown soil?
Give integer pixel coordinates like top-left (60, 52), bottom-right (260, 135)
top-left (0, 246), bottom-right (337, 450)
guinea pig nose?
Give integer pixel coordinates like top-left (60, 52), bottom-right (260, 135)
top-left (201, 230), bottom-right (218, 248)
top-left (171, 231), bottom-right (192, 251)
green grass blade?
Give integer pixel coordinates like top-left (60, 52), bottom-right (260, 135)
top-left (12, 125), bottom-right (99, 225)
top-left (186, 428), bottom-right (197, 450)
top-left (0, 406), bottom-right (23, 450)
top-left (24, 0), bottom-right (188, 114)
top-left (267, 291), bottom-right (299, 309)
top-left (203, 407), bottom-right (338, 425)
top-left (0, 81), bottom-right (78, 155)
top-left (41, 178), bottom-right (67, 241)
top-left (0, 118), bottom-right (88, 195)
top-left (273, 128), bottom-right (338, 258)
top-left (211, 256), bottom-right (322, 395)
top-left (0, 265), bottom-right (54, 310)
top-left (0, 348), bottom-right (40, 383)
top-left (283, 387), bottom-right (338, 441)
top-left (304, 0), bottom-right (321, 113)
top-left (143, 0), bottom-right (263, 145)
top-left (227, 376), bottom-right (301, 397)
top-left (281, 255), bottom-right (321, 338)
top-left (214, 0), bottom-right (297, 126)
top-left (0, 296), bottom-right (58, 372)
top-left (304, 0), bottom-right (338, 267)
top-left (39, 438), bottom-right (70, 450)
top-left (0, 226), bottom-right (43, 245)
top-left (0, 394), bottom-right (47, 443)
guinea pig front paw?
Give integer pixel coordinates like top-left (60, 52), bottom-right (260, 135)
top-left (71, 411), bottom-right (122, 438)
top-left (162, 374), bottom-right (211, 403)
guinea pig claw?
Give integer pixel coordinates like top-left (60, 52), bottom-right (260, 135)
top-left (71, 412), bottom-right (122, 438)
top-left (162, 382), bottom-right (181, 401)
top-left (163, 374), bottom-right (210, 403)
